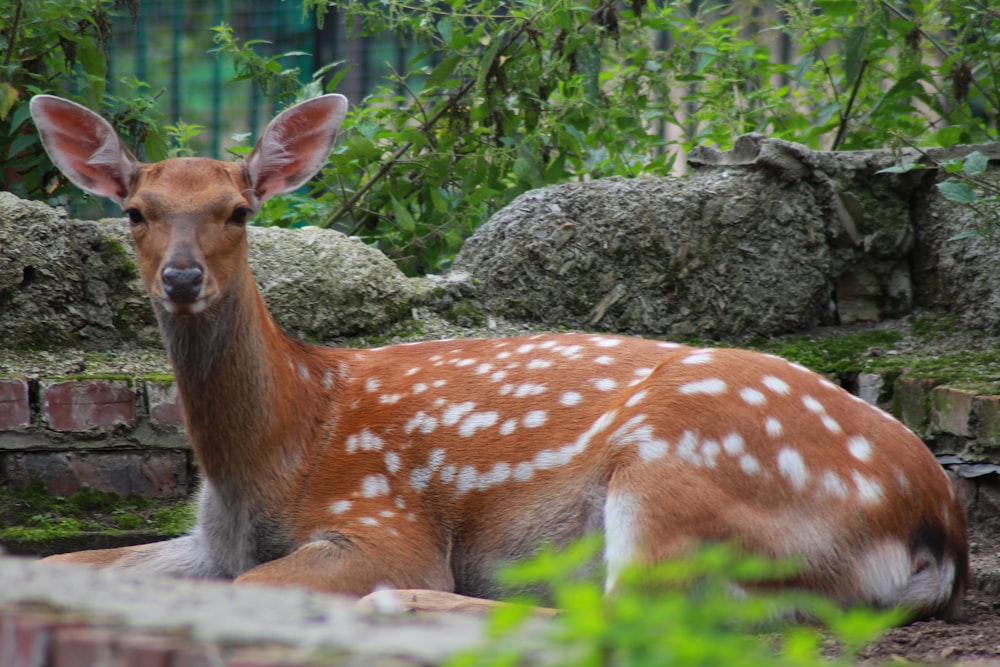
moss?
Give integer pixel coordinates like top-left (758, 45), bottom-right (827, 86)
top-left (99, 236), bottom-right (139, 280)
top-left (746, 329), bottom-right (903, 373)
top-left (0, 483), bottom-right (191, 550)
top-left (443, 301), bottom-right (487, 327)
top-left (152, 502), bottom-right (196, 536)
top-left (143, 373), bottom-right (177, 385)
top-left (114, 513), bottom-right (146, 530)
top-left (55, 373), bottom-right (135, 384)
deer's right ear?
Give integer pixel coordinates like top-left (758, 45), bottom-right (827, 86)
top-left (29, 95), bottom-right (139, 205)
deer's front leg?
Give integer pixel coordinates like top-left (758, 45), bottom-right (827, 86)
top-left (234, 527), bottom-right (454, 596)
top-left (41, 535), bottom-right (220, 578)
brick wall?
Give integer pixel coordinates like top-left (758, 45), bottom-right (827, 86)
top-left (0, 376), bottom-right (192, 498)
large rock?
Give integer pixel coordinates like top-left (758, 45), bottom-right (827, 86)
top-left (0, 193), bottom-right (415, 350)
top-left (453, 137), bottom-right (1000, 338)
top-left (912, 162), bottom-right (1000, 334)
top-left (0, 193), bottom-right (153, 349)
top-left (453, 171), bottom-right (833, 339)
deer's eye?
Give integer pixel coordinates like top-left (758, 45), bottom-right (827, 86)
top-left (125, 208), bottom-right (146, 225)
top-left (229, 207), bottom-right (253, 225)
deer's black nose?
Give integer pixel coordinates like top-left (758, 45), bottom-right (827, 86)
top-left (162, 265), bottom-right (204, 303)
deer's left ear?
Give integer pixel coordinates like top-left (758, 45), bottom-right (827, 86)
top-left (30, 95), bottom-right (140, 205)
top-left (246, 94), bottom-right (349, 204)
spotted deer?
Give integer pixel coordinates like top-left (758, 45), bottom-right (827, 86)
top-left (29, 93), bottom-right (967, 620)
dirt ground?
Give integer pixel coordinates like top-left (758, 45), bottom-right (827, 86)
top-left (857, 476), bottom-right (1000, 665)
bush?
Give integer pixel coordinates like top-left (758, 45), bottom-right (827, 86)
top-left (1, 0), bottom-right (167, 209)
top-left (446, 538), bottom-right (904, 667)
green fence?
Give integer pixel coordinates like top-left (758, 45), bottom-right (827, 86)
top-left (107, 1), bottom-right (404, 158)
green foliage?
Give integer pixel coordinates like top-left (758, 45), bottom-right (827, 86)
top-left (0, 0), bottom-right (167, 209)
top-left (447, 539), bottom-right (903, 667)
top-left (6, 0), bottom-right (998, 270)
top-left (0, 482), bottom-right (193, 544)
top-left (151, 502), bottom-right (197, 536)
top-left (749, 329), bottom-right (904, 374)
top-left (258, 0), bottom-right (999, 273)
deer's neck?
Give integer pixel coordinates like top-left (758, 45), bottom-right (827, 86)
top-left (156, 274), bottom-right (333, 487)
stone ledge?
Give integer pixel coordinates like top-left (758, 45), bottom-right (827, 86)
top-left (0, 557), bottom-right (544, 666)
top-left (1, 375), bottom-right (190, 498)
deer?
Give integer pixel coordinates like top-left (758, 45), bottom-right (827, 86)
top-left (28, 93), bottom-right (968, 621)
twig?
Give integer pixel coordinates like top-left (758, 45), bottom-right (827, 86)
top-left (321, 9), bottom-right (544, 229)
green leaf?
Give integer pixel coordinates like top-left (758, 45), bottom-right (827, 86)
top-left (844, 26), bottom-right (868, 83)
top-left (875, 163), bottom-right (924, 174)
top-left (962, 150), bottom-right (989, 175)
top-left (426, 55), bottom-right (461, 90)
top-left (937, 179), bottom-right (977, 203)
top-left (390, 196), bottom-right (416, 232)
top-left (935, 126), bottom-right (964, 147)
top-left (476, 33), bottom-right (506, 93)
top-left (437, 17), bottom-right (454, 46)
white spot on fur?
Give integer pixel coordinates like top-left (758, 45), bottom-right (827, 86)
top-left (682, 350), bottom-right (714, 365)
top-left (604, 492), bottom-right (640, 592)
top-left (739, 387), bottom-right (767, 406)
top-left (439, 464), bottom-right (456, 484)
top-left (513, 461), bottom-right (534, 481)
top-left (821, 470), bottom-right (850, 498)
top-left (676, 430), bottom-right (702, 466)
top-left (442, 401), bottom-right (476, 426)
top-left (412, 383), bottom-right (428, 394)
top-left (517, 343), bottom-right (536, 354)
top-left (847, 435), bottom-right (873, 462)
top-left (822, 415), bottom-right (842, 433)
top-left (365, 378), bottom-right (381, 392)
top-left (802, 395), bottom-right (825, 413)
top-left (330, 500), bottom-right (352, 515)
top-left (722, 432), bottom-right (745, 456)
top-left (762, 375), bottom-right (790, 395)
top-left (639, 438), bottom-right (669, 461)
top-left (500, 418), bottom-right (518, 436)
top-left (852, 471), bottom-right (884, 503)
top-left (679, 378), bottom-right (727, 395)
top-left (527, 359), bottom-right (554, 370)
top-left (765, 417), bottom-right (783, 437)
top-left (405, 367), bottom-right (420, 376)
top-left (478, 462), bottom-right (511, 489)
top-left (454, 358), bottom-right (476, 367)
top-left (514, 383), bottom-right (547, 397)
top-left (595, 355), bottom-right (615, 365)
top-left (384, 451), bottom-right (402, 474)
top-left (346, 428), bottom-right (384, 453)
top-left (700, 439), bottom-right (720, 468)
top-left (625, 390), bottom-right (648, 407)
top-left (456, 466), bottom-right (479, 493)
top-left (740, 454), bottom-right (761, 475)
top-left (778, 447), bottom-right (809, 491)
top-left (634, 367), bottom-right (653, 379)
top-left (490, 370), bottom-right (508, 383)
top-left (405, 411), bottom-right (438, 435)
top-left (592, 337), bottom-right (623, 348)
top-left (362, 474), bottom-right (390, 497)
top-left (560, 391), bottom-right (583, 407)
top-left (475, 363), bottom-right (493, 374)
top-left (380, 393), bottom-right (402, 405)
top-left (409, 448), bottom-right (447, 492)
top-left (459, 411), bottom-right (499, 437)
top-left (523, 410), bottom-right (548, 428)
top-left (432, 379), bottom-right (447, 388)
top-left (359, 517), bottom-right (379, 527)
top-left (593, 378), bottom-right (618, 392)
